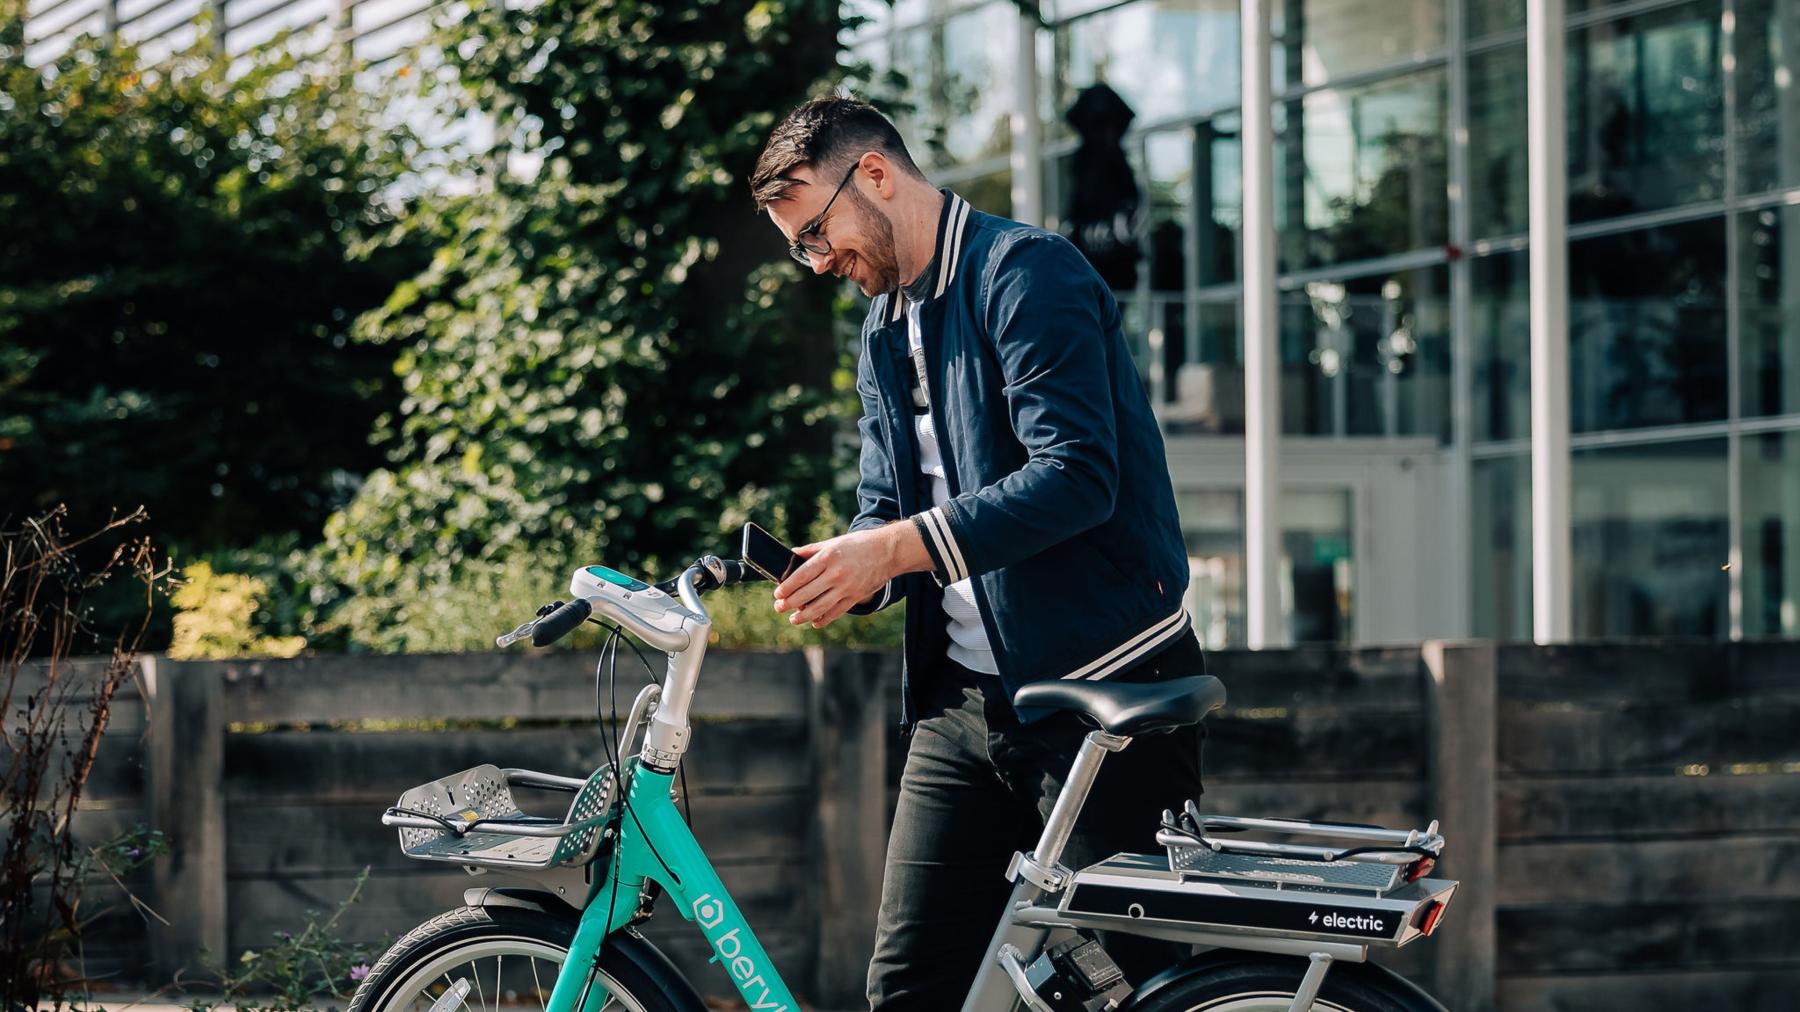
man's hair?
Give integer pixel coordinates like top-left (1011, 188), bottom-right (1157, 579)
top-left (750, 97), bottom-right (926, 210)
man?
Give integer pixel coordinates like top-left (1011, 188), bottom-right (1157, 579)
top-left (750, 97), bottom-right (1205, 1009)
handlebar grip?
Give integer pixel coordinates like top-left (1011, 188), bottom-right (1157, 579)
top-left (531, 598), bottom-right (593, 647)
top-left (719, 559), bottom-right (762, 585)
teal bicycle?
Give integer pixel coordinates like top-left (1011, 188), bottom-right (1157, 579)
top-left (349, 552), bottom-right (1459, 1012)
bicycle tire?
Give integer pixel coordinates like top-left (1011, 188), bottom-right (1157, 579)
top-left (347, 904), bottom-right (687, 1012)
top-left (1123, 955), bottom-right (1448, 1012)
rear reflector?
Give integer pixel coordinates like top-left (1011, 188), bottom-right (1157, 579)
top-left (1419, 900), bottom-right (1447, 936)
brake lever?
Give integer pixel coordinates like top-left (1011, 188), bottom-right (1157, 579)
top-left (495, 618), bottom-right (537, 648)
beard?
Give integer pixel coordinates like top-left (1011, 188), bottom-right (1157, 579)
top-left (845, 185), bottom-right (902, 297)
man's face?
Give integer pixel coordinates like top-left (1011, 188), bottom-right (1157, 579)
top-left (766, 162), bottom-right (900, 298)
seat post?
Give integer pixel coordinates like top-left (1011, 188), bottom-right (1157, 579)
top-left (1030, 730), bottom-right (1130, 874)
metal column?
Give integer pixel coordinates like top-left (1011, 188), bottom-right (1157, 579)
top-left (1010, 4), bottom-right (1043, 227)
top-left (1527, 0), bottom-right (1572, 642)
top-left (1241, 0), bottom-right (1284, 648)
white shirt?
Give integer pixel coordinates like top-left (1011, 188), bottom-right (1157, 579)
top-left (906, 298), bottom-right (998, 674)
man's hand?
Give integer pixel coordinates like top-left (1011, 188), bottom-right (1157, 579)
top-left (774, 522), bottom-right (931, 629)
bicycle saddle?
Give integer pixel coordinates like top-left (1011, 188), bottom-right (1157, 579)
top-left (1013, 675), bottom-right (1227, 737)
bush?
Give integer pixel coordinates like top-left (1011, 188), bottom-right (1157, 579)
top-left (0, 14), bottom-right (429, 648)
top-left (306, 0), bottom-right (853, 649)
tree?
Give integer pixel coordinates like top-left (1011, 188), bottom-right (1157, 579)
top-left (312, 0), bottom-right (849, 647)
top-left (0, 12), bottom-right (426, 569)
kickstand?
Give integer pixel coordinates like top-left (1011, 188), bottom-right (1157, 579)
top-left (1287, 952), bottom-right (1333, 1012)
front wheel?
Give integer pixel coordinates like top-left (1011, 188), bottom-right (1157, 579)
top-left (347, 905), bottom-right (686, 1012)
top-left (1124, 955), bottom-right (1447, 1012)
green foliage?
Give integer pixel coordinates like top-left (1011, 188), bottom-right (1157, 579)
top-left (0, 13), bottom-right (427, 577)
top-left (310, 0), bottom-right (855, 647)
top-left (186, 868), bottom-right (379, 1011)
top-left (169, 561), bottom-right (308, 659)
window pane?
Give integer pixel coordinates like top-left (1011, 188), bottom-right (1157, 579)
top-left (1275, 69), bottom-right (1448, 271)
top-left (1196, 114), bottom-right (1242, 286)
top-left (1744, 430), bottom-right (1800, 638)
top-left (1175, 487), bottom-right (1356, 647)
top-left (1283, 489), bottom-right (1355, 644)
top-left (1735, 0), bottom-right (1800, 195)
top-left (1163, 300), bottom-right (1244, 435)
top-left (1146, 129), bottom-right (1194, 296)
top-left (1179, 489), bottom-right (1246, 650)
top-left (1471, 251), bottom-right (1531, 443)
top-left (890, 7), bottom-right (1017, 168)
top-left (1272, 0), bottom-right (1446, 90)
top-left (1468, 43), bottom-right (1527, 239)
top-left (1466, 0), bottom-right (1522, 40)
top-left (1739, 205), bottom-right (1800, 418)
top-left (1278, 266), bottom-right (1451, 441)
top-left (1569, 217), bottom-right (1727, 433)
top-left (1572, 439), bottom-right (1729, 637)
top-left (1567, 2), bottom-right (1725, 225)
top-left (1472, 455), bottom-right (1532, 639)
top-left (1050, 0), bottom-right (1240, 137)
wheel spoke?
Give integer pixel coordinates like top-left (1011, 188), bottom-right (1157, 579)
top-left (530, 957), bottom-right (547, 1012)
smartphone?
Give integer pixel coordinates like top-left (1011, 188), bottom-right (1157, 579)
top-left (741, 522), bottom-right (803, 584)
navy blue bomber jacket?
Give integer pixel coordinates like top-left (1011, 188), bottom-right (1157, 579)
top-left (847, 191), bottom-right (1199, 723)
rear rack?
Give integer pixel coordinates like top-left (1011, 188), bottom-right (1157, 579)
top-left (1158, 801), bottom-right (1444, 896)
top-left (382, 763), bottom-right (617, 871)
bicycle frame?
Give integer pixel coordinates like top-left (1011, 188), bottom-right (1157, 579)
top-left (545, 763), bottom-right (803, 1012)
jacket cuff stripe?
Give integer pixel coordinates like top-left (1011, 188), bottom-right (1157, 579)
top-left (1061, 607), bottom-right (1191, 681)
top-left (912, 513), bottom-right (953, 585)
top-left (922, 506), bottom-right (968, 584)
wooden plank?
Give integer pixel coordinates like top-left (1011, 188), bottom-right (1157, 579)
top-left (1194, 779), bottom-right (1424, 828)
top-left (225, 793), bottom-right (812, 877)
top-left (1200, 707), bottom-right (1426, 779)
top-left (1498, 834), bottom-right (1800, 905)
top-left (884, 780), bottom-right (1424, 843)
top-left (220, 721), bottom-right (809, 803)
top-left (1497, 899), bottom-right (1800, 974)
top-left (1425, 641), bottom-right (1498, 1012)
top-left (808, 646), bottom-right (885, 1007)
top-left (18, 733), bottom-right (144, 804)
top-left (217, 649), bottom-right (814, 725)
top-left (1497, 966), bottom-right (1800, 1012)
top-left (1499, 772), bottom-right (1800, 841)
top-left (1496, 642), bottom-right (1800, 703)
top-left (146, 657), bottom-right (227, 982)
top-left (1498, 697), bottom-right (1800, 775)
top-left (1193, 645), bottom-right (1426, 709)
top-left (10, 656), bottom-right (148, 700)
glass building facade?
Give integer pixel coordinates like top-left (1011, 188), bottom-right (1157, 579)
top-left (848, 0), bottom-right (1800, 646)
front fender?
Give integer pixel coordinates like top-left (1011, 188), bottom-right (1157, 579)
top-left (463, 887), bottom-right (708, 1012)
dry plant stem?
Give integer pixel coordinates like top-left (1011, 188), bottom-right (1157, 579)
top-left (1, 506), bottom-right (165, 1009)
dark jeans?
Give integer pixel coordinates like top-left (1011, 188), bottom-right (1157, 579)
top-left (866, 634), bottom-right (1207, 1010)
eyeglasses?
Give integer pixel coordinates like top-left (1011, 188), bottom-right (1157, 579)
top-left (787, 163), bottom-right (859, 267)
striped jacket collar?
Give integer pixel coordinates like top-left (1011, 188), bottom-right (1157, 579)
top-left (884, 189), bottom-right (975, 324)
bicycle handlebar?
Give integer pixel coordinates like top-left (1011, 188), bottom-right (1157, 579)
top-left (500, 553), bottom-right (761, 650)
